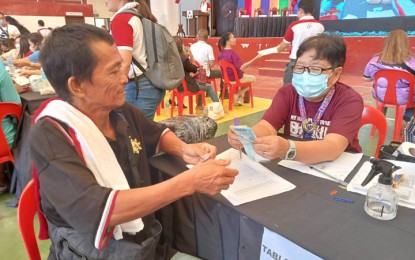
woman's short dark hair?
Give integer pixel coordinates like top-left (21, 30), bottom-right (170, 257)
top-left (218, 32), bottom-right (233, 52)
top-left (296, 34), bottom-right (346, 68)
top-left (28, 33), bottom-right (43, 48)
top-left (39, 24), bottom-right (114, 102)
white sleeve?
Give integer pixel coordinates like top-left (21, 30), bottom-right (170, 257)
top-left (208, 46), bottom-right (215, 61)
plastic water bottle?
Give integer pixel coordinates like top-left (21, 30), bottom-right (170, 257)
top-left (203, 106), bottom-right (208, 117)
top-left (165, 100), bottom-right (171, 114)
top-left (7, 58), bottom-right (15, 74)
top-left (41, 71), bottom-right (50, 88)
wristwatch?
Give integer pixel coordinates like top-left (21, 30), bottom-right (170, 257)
top-left (284, 140), bottom-right (296, 160)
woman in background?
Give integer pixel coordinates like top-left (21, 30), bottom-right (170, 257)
top-left (363, 29), bottom-right (415, 122)
top-left (16, 34), bottom-right (33, 58)
top-left (0, 38), bottom-right (17, 59)
top-left (13, 32), bottom-right (43, 68)
top-left (174, 36), bottom-right (220, 111)
top-left (218, 32), bottom-right (261, 106)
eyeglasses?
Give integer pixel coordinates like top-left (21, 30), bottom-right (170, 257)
top-left (292, 65), bottom-right (333, 76)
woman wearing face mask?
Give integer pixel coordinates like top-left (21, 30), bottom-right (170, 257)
top-left (228, 34), bottom-right (363, 165)
top-left (12, 32), bottom-right (43, 69)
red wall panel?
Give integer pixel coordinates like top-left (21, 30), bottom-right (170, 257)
top-left (183, 36), bottom-right (415, 76)
top-left (0, 1), bottom-right (94, 17)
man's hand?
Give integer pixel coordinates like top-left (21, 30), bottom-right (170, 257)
top-left (188, 159), bottom-right (238, 195)
top-left (182, 142), bottom-right (217, 165)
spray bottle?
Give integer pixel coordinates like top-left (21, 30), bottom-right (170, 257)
top-left (364, 158), bottom-right (401, 220)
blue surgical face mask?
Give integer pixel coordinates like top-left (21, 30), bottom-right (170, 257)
top-left (292, 72), bottom-right (330, 99)
top-left (0, 19), bottom-right (4, 26)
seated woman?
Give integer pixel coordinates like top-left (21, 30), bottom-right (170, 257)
top-left (16, 34), bottom-right (32, 58)
top-left (218, 32), bottom-right (261, 106)
top-left (363, 29), bottom-right (415, 122)
top-left (174, 36), bottom-right (221, 111)
top-left (228, 34), bottom-right (363, 165)
top-left (0, 64), bottom-right (21, 192)
top-left (0, 38), bottom-right (18, 60)
top-left (30, 24), bottom-right (237, 259)
top-left (12, 32), bottom-right (43, 69)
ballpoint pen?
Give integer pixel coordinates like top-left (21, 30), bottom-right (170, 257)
top-left (233, 118), bottom-right (242, 159)
top-left (309, 166), bottom-right (349, 187)
top-left (333, 197), bottom-right (354, 203)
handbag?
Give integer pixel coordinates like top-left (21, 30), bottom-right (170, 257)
top-left (207, 102), bottom-right (225, 121)
top-left (195, 66), bottom-right (208, 84)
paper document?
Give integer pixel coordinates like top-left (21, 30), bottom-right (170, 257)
top-left (258, 47), bottom-right (278, 56)
top-left (216, 148), bottom-right (296, 206)
top-left (348, 160), bottom-right (415, 209)
top-left (14, 76), bottom-right (30, 86)
top-left (278, 152), bottom-right (363, 183)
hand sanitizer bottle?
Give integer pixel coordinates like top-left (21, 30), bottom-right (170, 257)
top-left (7, 58), bottom-right (15, 74)
top-left (364, 159), bottom-right (399, 220)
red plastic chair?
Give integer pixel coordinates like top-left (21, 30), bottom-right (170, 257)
top-left (18, 180), bottom-right (41, 260)
top-left (0, 102), bottom-right (22, 164)
top-left (218, 60), bottom-right (254, 111)
top-left (360, 105), bottom-right (388, 158)
top-left (370, 69), bottom-right (415, 141)
top-left (170, 79), bottom-right (206, 117)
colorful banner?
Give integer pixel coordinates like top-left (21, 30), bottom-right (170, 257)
top-left (245, 0), bottom-right (252, 16)
top-left (252, 0), bottom-right (261, 14)
top-left (260, 0), bottom-right (270, 15)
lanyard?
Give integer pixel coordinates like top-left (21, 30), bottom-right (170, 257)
top-left (298, 88), bottom-right (335, 139)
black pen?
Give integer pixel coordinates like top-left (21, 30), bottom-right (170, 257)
top-left (234, 118), bottom-right (242, 159)
top-left (309, 166), bottom-right (349, 186)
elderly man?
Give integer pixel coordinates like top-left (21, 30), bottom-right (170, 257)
top-left (30, 24), bottom-right (237, 259)
top-left (228, 34), bottom-right (363, 165)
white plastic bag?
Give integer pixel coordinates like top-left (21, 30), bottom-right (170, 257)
top-left (207, 102), bottom-right (225, 120)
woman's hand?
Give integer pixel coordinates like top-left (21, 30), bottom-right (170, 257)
top-left (253, 136), bottom-right (289, 160)
top-left (182, 143), bottom-right (217, 165)
top-left (227, 128), bottom-right (243, 150)
top-left (189, 72), bottom-right (197, 77)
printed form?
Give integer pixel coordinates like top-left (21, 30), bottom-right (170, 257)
top-left (278, 152), bottom-right (363, 183)
top-left (216, 148), bottom-right (296, 206)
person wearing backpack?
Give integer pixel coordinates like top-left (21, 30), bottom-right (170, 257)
top-left (108, 0), bottom-right (165, 120)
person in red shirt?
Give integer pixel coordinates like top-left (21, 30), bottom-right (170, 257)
top-left (228, 34), bottom-right (363, 165)
top-left (200, 0), bottom-right (211, 12)
top-left (106, 0), bottom-right (164, 120)
top-left (272, 0), bottom-right (324, 84)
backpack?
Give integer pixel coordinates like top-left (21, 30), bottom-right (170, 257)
top-left (120, 10), bottom-right (184, 90)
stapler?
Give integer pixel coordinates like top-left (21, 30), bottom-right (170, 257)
top-left (361, 158), bottom-right (401, 186)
